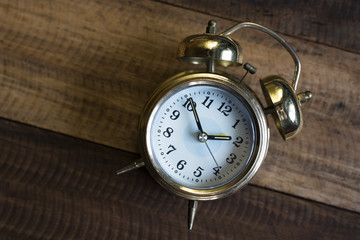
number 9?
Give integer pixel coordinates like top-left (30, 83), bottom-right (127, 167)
top-left (170, 110), bottom-right (180, 120)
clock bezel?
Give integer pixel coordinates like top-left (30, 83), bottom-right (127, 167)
top-left (139, 71), bottom-right (269, 201)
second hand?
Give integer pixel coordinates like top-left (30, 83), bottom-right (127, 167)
top-left (204, 141), bottom-right (220, 168)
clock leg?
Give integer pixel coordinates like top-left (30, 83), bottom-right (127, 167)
top-left (116, 159), bottom-right (145, 175)
top-left (188, 200), bottom-right (199, 230)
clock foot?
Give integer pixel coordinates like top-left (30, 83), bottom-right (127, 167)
top-left (116, 159), bottom-right (145, 175)
top-left (188, 200), bottom-right (199, 230)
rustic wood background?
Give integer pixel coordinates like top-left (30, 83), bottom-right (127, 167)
top-left (0, 0), bottom-right (359, 239)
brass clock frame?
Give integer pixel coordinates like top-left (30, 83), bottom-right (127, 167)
top-left (139, 71), bottom-right (269, 201)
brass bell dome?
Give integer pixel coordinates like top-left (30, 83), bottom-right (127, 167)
top-left (177, 34), bottom-right (243, 67)
top-left (260, 75), bottom-right (311, 140)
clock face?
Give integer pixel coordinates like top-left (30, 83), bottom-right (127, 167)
top-left (148, 83), bottom-right (257, 190)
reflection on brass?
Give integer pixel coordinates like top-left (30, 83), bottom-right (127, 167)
top-left (177, 34), bottom-right (243, 67)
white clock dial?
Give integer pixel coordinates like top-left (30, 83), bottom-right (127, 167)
top-left (149, 84), bottom-right (257, 190)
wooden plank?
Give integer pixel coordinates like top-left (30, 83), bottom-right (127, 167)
top-left (0, 119), bottom-right (359, 240)
top-left (161, 0), bottom-right (360, 52)
top-left (0, 0), bottom-right (359, 212)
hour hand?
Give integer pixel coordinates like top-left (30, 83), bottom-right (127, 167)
top-left (207, 135), bottom-right (232, 141)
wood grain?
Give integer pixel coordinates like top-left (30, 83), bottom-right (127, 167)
top-left (162, 0), bottom-right (360, 52)
top-left (0, 119), bottom-right (359, 240)
top-left (0, 0), bottom-right (359, 238)
top-left (0, 0), bottom-right (358, 212)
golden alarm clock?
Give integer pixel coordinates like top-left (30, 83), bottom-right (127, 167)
top-left (117, 20), bottom-right (312, 230)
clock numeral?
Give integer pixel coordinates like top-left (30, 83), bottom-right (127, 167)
top-left (232, 137), bottom-right (243, 147)
top-left (201, 96), bottom-right (214, 109)
top-left (218, 102), bottom-right (232, 116)
top-left (193, 166), bottom-right (204, 177)
top-left (170, 110), bottom-right (180, 120)
top-left (177, 160), bottom-right (187, 170)
top-left (163, 127), bottom-right (174, 138)
top-left (166, 144), bottom-right (176, 154)
top-left (183, 98), bottom-right (196, 111)
top-left (232, 119), bottom-right (240, 129)
top-left (212, 166), bottom-right (222, 176)
top-left (226, 153), bottom-right (237, 164)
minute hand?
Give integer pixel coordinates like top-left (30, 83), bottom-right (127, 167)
top-left (189, 98), bottom-right (204, 133)
top-left (207, 135), bottom-right (232, 141)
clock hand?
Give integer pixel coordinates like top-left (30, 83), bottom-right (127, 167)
top-left (207, 135), bottom-right (232, 141)
top-left (204, 141), bottom-right (220, 169)
top-left (189, 97), bottom-right (204, 133)
top-left (189, 97), bottom-right (223, 169)
top-left (189, 98), bottom-right (231, 142)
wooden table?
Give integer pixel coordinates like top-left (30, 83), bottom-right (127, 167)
top-left (1, 0), bottom-right (359, 239)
